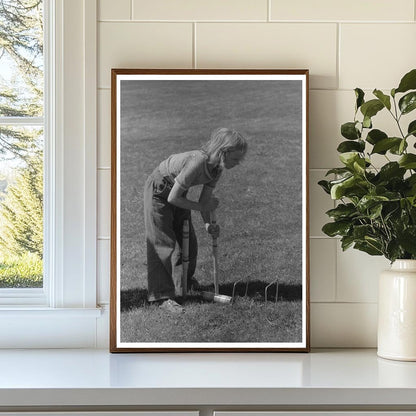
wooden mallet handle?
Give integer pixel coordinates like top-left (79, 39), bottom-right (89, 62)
top-left (211, 211), bottom-right (219, 294)
top-left (182, 219), bottom-right (190, 297)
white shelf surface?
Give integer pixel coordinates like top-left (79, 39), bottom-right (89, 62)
top-left (0, 348), bottom-right (416, 407)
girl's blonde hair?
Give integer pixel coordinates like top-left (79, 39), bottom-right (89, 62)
top-left (202, 128), bottom-right (248, 166)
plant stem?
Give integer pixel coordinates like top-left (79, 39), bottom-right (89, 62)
top-left (390, 97), bottom-right (406, 139)
top-left (380, 214), bottom-right (391, 241)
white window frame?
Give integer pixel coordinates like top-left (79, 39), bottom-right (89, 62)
top-left (0, 0), bottom-right (101, 348)
top-left (0, 3), bottom-right (47, 305)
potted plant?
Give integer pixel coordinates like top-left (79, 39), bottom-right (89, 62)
top-left (319, 68), bottom-right (416, 361)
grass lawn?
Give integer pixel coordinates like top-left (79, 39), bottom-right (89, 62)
top-left (0, 252), bottom-right (43, 288)
top-left (118, 79), bottom-right (305, 344)
top-left (121, 295), bottom-right (302, 343)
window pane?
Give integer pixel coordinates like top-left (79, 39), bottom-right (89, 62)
top-left (0, 0), bottom-right (44, 117)
top-left (0, 0), bottom-right (44, 290)
top-left (0, 126), bottom-right (43, 288)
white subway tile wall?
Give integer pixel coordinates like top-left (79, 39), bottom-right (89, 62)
top-left (98, 90), bottom-right (111, 168)
top-left (97, 239), bottom-right (110, 305)
top-left (340, 24), bottom-right (416, 90)
top-left (97, 0), bottom-right (416, 347)
top-left (98, 22), bottom-right (193, 88)
top-left (132, 0), bottom-right (269, 21)
top-left (196, 23), bottom-right (337, 89)
top-left (310, 239), bottom-right (336, 302)
top-left (311, 303), bottom-right (378, 347)
top-left (98, 169), bottom-right (111, 239)
top-left (99, 0), bottom-right (131, 21)
top-left (336, 246), bottom-right (389, 303)
top-left (270, 0), bottom-right (414, 22)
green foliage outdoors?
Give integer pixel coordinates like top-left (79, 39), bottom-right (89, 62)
top-left (0, 154), bottom-right (43, 258)
top-left (0, 0), bottom-right (44, 286)
top-left (319, 69), bottom-right (416, 262)
top-left (0, 252), bottom-right (42, 288)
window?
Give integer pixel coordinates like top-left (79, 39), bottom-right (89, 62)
top-left (0, 0), bottom-right (44, 293)
top-left (0, 0), bottom-right (100, 349)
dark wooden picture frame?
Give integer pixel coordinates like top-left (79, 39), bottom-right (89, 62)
top-left (110, 69), bottom-right (310, 352)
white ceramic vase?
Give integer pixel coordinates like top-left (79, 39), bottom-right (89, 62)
top-left (378, 259), bottom-right (416, 361)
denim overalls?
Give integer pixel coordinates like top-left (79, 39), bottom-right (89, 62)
top-left (143, 167), bottom-right (198, 302)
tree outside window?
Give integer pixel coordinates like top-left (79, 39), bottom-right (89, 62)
top-left (0, 0), bottom-right (44, 288)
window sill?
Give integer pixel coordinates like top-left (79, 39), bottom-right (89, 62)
top-left (0, 306), bottom-right (102, 316)
top-left (0, 307), bottom-right (104, 348)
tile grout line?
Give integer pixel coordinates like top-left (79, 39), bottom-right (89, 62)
top-left (309, 236), bottom-right (340, 239)
top-left (336, 22), bottom-right (340, 90)
top-left (130, 0), bottom-right (133, 20)
top-left (193, 22), bottom-right (197, 69)
top-left (333, 229), bottom-right (338, 303)
top-left (311, 301), bottom-right (378, 305)
top-left (98, 19), bottom-right (415, 24)
top-left (268, 0), bottom-right (271, 22)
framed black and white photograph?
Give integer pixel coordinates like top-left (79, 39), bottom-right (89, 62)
top-left (110, 69), bottom-right (310, 352)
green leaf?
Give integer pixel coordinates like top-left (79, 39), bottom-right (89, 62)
top-left (395, 69), bottom-right (416, 94)
top-left (398, 227), bottom-right (416, 255)
top-left (326, 203), bottom-right (357, 220)
top-left (363, 115), bottom-right (372, 129)
top-left (355, 88), bottom-right (365, 110)
top-left (353, 158), bottom-right (366, 174)
top-left (389, 139), bottom-right (408, 155)
top-left (353, 225), bottom-right (374, 240)
top-left (366, 129), bottom-right (387, 145)
top-left (384, 203), bottom-right (400, 222)
top-left (329, 175), bottom-right (354, 185)
top-left (339, 152), bottom-right (356, 166)
top-left (341, 235), bottom-right (355, 251)
top-left (378, 162), bottom-right (406, 181)
top-left (407, 120), bottom-right (416, 138)
top-left (386, 240), bottom-right (402, 262)
top-left (337, 140), bottom-right (365, 153)
top-left (406, 174), bottom-right (416, 187)
top-left (341, 122), bottom-right (361, 140)
top-left (318, 180), bottom-right (331, 194)
top-left (360, 99), bottom-right (384, 119)
top-left (410, 206), bottom-right (416, 222)
top-left (399, 92), bottom-right (416, 115)
top-left (369, 203), bottom-right (383, 219)
top-left (407, 196), bottom-right (416, 207)
top-left (357, 195), bottom-right (389, 212)
top-left (354, 241), bottom-right (383, 256)
top-left (365, 236), bottom-right (384, 251)
top-left (322, 221), bottom-right (351, 237)
top-left (399, 154), bottom-right (416, 169)
top-left (371, 137), bottom-right (402, 154)
top-left (330, 176), bottom-right (359, 199)
top-left (373, 89), bottom-right (391, 110)
top-left (325, 167), bottom-right (351, 176)
top-left (405, 175), bottom-right (416, 198)
top-left (339, 152), bottom-right (361, 167)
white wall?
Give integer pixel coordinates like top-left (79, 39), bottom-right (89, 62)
top-left (96, 0), bottom-right (416, 348)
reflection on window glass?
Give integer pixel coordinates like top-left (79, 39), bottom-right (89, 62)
top-left (0, 0), bottom-right (44, 289)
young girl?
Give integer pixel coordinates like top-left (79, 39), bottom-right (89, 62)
top-left (143, 127), bottom-right (248, 313)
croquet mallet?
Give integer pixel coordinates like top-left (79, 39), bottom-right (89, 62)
top-left (181, 219), bottom-right (190, 298)
top-left (201, 210), bottom-right (232, 304)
